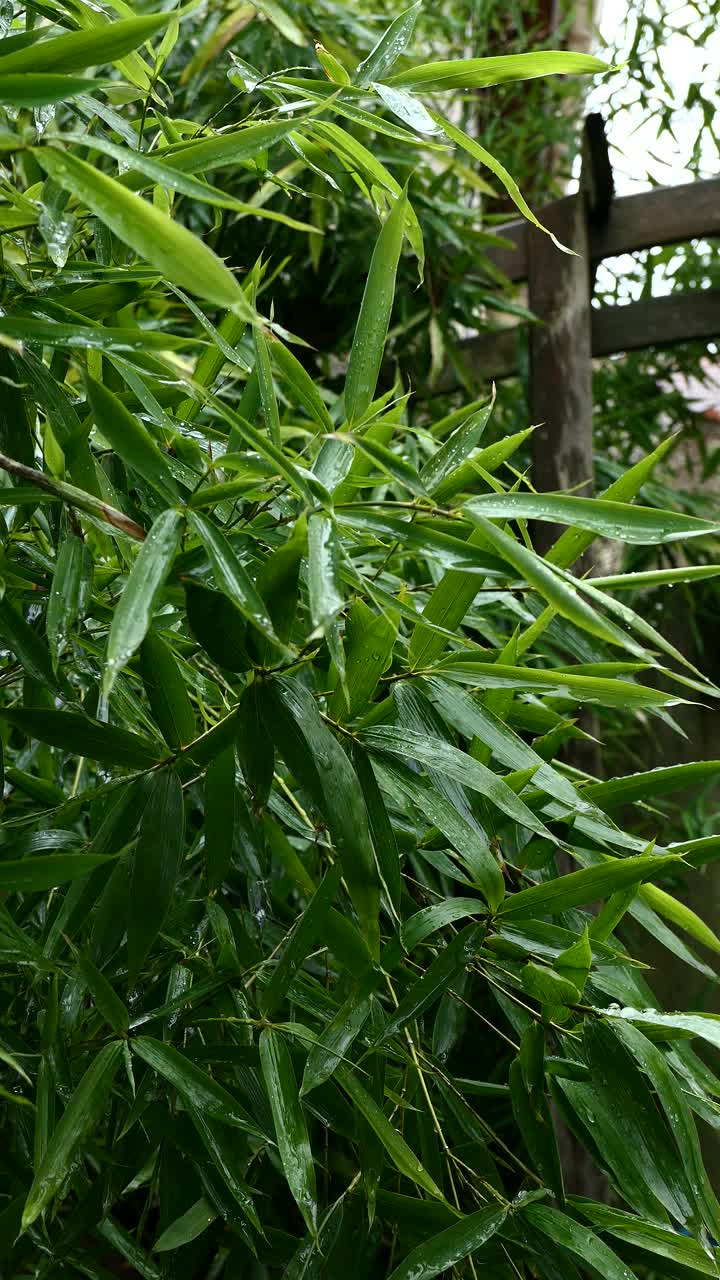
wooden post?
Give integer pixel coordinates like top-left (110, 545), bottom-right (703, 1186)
top-left (528, 116), bottom-right (613, 555)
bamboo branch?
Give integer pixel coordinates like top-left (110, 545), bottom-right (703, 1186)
top-left (0, 452), bottom-right (147, 541)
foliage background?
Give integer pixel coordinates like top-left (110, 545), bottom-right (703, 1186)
top-left (0, 0), bottom-right (719, 1278)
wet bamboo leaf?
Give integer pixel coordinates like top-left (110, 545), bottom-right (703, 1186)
top-left (344, 188), bottom-right (407, 422)
top-left (0, 13), bottom-right (172, 74)
top-left (87, 377), bottom-right (178, 505)
top-left (104, 508), bottom-right (184, 696)
top-left (128, 770), bottom-right (185, 981)
top-left (355, 2), bottom-right (422, 86)
top-left (140, 631), bottom-right (196, 748)
top-left (260, 1028), bottom-right (318, 1237)
top-left (188, 511), bottom-right (281, 649)
top-left (387, 1203), bottom-right (506, 1280)
top-left (336, 1063), bottom-right (444, 1201)
top-left (22, 1041), bottom-right (123, 1230)
top-left (523, 1203), bottom-right (641, 1280)
top-left (35, 149), bottom-right (254, 316)
top-left (47, 534), bottom-right (88, 669)
top-left (77, 950), bottom-right (129, 1036)
top-left (134, 1037), bottom-right (266, 1137)
top-left (154, 1198), bottom-right (218, 1252)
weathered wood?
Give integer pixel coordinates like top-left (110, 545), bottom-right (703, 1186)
top-left (528, 196), bottom-right (594, 547)
top-left (482, 176), bottom-right (720, 282)
top-left (593, 289), bottom-right (720, 354)
top-left (434, 290), bottom-right (720, 388)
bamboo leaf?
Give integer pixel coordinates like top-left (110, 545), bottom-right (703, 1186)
top-left (104, 508), bottom-right (184, 696)
top-left (387, 1203), bottom-right (506, 1280)
top-left (389, 50), bottom-right (609, 90)
top-left (22, 1041), bottom-right (123, 1230)
top-left (128, 770), bottom-right (185, 982)
top-left (87, 377), bottom-right (178, 505)
top-left (134, 1037), bottom-right (266, 1137)
top-left (344, 188), bottom-right (408, 422)
top-left (465, 492), bottom-right (720, 544)
top-left (35, 148), bottom-right (254, 316)
top-left (0, 13), bottom-right (172, 74)
top-left (260, 1028), bottom-right (317, 1237)
top-left (355, 2), bottom-right (422, 86)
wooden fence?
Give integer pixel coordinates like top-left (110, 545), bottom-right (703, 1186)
top-left (440, 115), bottom-right (720, 546)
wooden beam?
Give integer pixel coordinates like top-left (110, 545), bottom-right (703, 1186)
top-left (592, 290), bottom-right (720, 355)
top-left (482, 177), bottom-right (720, 282)
top-left (527, 189), bottom-right (594, 551)
top-left (435, 291), bottom-right (720, 388)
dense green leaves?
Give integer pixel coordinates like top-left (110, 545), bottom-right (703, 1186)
top-left (0, 6), bottom-right (718, 1277)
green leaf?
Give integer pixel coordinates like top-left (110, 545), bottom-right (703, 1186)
top-left (639, 882), bottom-right (720, 954)
top-left (572, 1200), bottom-right (720, 1275)
top-left (386, 1203), bottom-right (506, 1280)
top-left (140, 631), bottom-right (196, 749)
top-left (0, 597), bottom-right (59, 691)
top-left (0, 854), bottom-right (115, 893)
top-left (499, 854), bottom-right (682, 919)
top-left (401, 899), bottom-right (486, 951)
top-left (336, 1063), bottom-right (444, 1201)
top-left (523, 1204), bottom-right (640, 1280)
top-left (269, 334), bottom-right (334, 434)
top-left (0, 13), bottom-right (171, 74)
top-left (509, 1060), bottom-right (564, 1200)
top-left (307, 512), bottom-right (344, 635)
top-left (547, 434), bottom-right (678, 569)
top-left (329, 601), bottom-right (397, 722)
top-left (351, 743), bottom-right (402, 916)
top-left (554, 927), bottom-right (592, 993)
top-left (47, 534), bottom-right (90, 669)
top-left (373, 83), bottom-right (443, 135)
top-left (188, 1105), bottom-right (262, 1233)
top-left (128, 770), bottom-right (185, 981)
top-left (187, 511), bottom-right (281, 649)
top-left (22, 1041), bottom-right (123, 1230)
top-left (134, 1037), bottom-right (266, 1136)
top-left (468, 514), bottom-right (622, 646)
top-left (104, 508), bottom-right (183, 696)
top-left (419, 398), bottom-right (494, 494)
top-left (0, 707), bottom-right (161, 768)
top-left (372, 755), bottom-right (504, 908)
top-left (0, 74), bottom-right (103, 106)
top-left (203, 745), bottom-right (237, 893)
top-left (436, 659), bottom-right (673, 709)
top-left (609, 1017), bottom-right (720, 1240)
top-left (185, 582), bottom-right (251, 673)
top-left (259, 1028), bottom-right (317, 1237)
top-left (602, 1006), bottom-right (720, 1053)
top-left (263, 678), bottom-right (381, 957)
top-left (521, 960), bottom-right (580, 1008)
top-left (585, 761), bottom-right (720, 811)
top-left (354, 1), bottom-right (422, 87)
top-left (154, 1198), bottom-right (218, 1252)
top-left (361, 724), bottom-right (553, 840)
top-left (87, 377), bottom-right (178, 505)
top-left (301, 987), bottom-right (374, 1095)
top-left (77, 951), bottom-right (129, 1036)
top-left (151, 120), bottom-right (297, 179)
top-left (465, 492), bottom-right (720, 544)
top-left (260, 863), bottom-right (341, 1016)
top-left (253, 323), bottom-right (281, 446)
top-left (344, 188), bottom-right (408, 422)
top-left (379, 923), bottom-right (486, 1043)
top-left (35, 148), bottom-right (254, 316)
top-left (574, 1019), bottom-right (695, 1225)
top-left (389, 50), bottom-right (608, 89)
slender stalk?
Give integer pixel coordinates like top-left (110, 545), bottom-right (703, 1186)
top-left (0, 452), bottom-right (147, 541)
